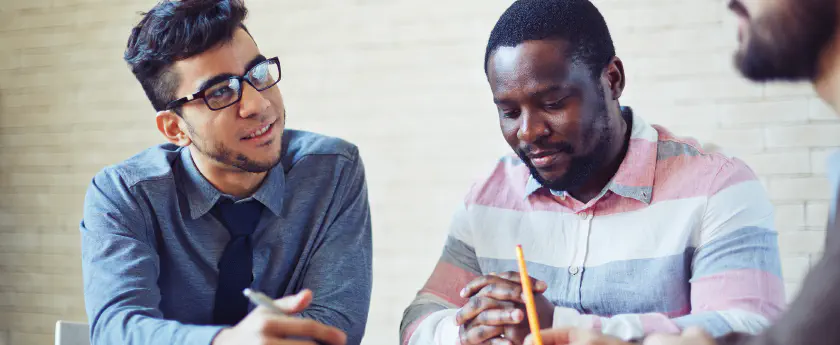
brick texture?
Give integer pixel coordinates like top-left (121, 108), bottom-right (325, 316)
top-left (0, 0), bottom-right (836, 344)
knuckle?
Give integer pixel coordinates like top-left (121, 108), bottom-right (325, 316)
top-left (470, 296), bottom-right (484, 309)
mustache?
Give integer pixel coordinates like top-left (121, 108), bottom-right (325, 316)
top-left (518, 141), bottom-right (575, 156)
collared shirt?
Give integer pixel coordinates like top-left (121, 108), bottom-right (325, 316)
top-left (81, 130), bottom-right (372, 345)
top-left (401, 108), bottom-right (784, 344)
top-left (716, 150), bottom-right (840, 345)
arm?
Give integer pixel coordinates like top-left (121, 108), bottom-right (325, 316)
top-left (400, 203), bottom-right (480, 345)
top-left (712, 189), bottom-right (840, 345)
top-left (551, 159), bottom-right (785, 341)
top-left (81, 169), bottom-right (224, 345)
top-left (297, 148), bottom-right (373, 345)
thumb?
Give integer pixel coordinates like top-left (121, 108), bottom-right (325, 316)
top-left (525, 327), bottom-right (575, 345)
top-left (273, 289), bottom-right (313, 313)
top-left (680, 327), bottom-right (713, 344)
top-left (643, 334), bottom-right (682, 345)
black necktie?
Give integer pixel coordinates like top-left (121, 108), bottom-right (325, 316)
top-left (211, 199), bottom-right (263, 325)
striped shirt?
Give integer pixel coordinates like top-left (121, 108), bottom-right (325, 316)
top-left (400, 109), bottom-right (784, 344)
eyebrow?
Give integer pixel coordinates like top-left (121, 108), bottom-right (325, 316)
top-left (493, 85), bottom-right (568, 104)
top-left (195, 54), bottom-right (268, 92)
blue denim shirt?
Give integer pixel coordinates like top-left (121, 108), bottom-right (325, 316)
top-left (80, 129), bottom-right (372, 345)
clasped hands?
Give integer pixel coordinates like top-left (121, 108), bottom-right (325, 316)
top-left (455, 272), bottom-right (715, 345)
top-left (455, 272), bottom-right (555, 345)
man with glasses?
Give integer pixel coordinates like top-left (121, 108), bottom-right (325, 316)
top-left (79, 1), bottom-right (370, 344)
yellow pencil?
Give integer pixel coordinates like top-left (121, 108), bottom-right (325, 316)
top-left (515, 244), bottom-right (543, 345)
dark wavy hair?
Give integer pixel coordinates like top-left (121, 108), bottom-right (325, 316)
top-left (124, 0), bottom-right (250, 112)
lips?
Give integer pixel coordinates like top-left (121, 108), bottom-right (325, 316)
top-left (527, 151), bottom-right (566, 169)
top-left (241, 122), bottom-right (274, 141)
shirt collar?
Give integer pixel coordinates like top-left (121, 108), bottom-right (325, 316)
top-left (179, 147), bottom-right (285, 219)
top-left (524, 107), bottom-right (657, 204)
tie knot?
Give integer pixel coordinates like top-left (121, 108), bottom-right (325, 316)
top-left (214, 199), bottom-right (262, 238)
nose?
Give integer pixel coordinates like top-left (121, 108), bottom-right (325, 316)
top-left (517, 110), bottom-right (549, 143)
top-left (238, 82), bottom-right (270, 119)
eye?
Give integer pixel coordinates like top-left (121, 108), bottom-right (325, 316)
top-left (210, 86), bottom-right (235, 99)
top-left (500, 108), bottom-right (521, 119)
top-left (545, 99), bottom-right (565, 110)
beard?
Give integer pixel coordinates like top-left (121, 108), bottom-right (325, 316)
top-left (518, 147), bottom-right (599, 192)
top-left (735, 0), bottom-right (838, 81)
top-left (518, 83), bottom-right (613, 192)
top-left (186, 121), bottom-right (280, 173)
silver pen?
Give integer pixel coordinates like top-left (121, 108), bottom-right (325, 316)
top-left (243, 288), bottom-right (287, 315)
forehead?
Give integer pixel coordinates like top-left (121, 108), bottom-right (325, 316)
top-left (173, 28), bottom-right (261, 92)
top-left (487, 40), bottom-right (588, 95)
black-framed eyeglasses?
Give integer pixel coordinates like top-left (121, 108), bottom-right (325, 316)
top-left (166, 56), bottom-right (282, 111)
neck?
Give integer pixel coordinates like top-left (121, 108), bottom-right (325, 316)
top-left (815, 27), bottom-right (840, 112)
top-left (568, 108), bottom-right (631, 203)
top-left (189, 146), bottom-right (267, 199)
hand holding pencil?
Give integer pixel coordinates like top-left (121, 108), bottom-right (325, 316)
top-left (211, 289), bottom-right (347, 345)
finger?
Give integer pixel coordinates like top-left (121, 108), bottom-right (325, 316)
top-left (461, 325), bottom-right (505, 345)
top-left (525, 328), bottom-right (573, 345)
top-left (455, 297), bottom-right (517, 325)
top-left (461, 275), bottom-right (507, 298)
top-left (472, 308), bottom-right (525, 326)
top-left (476, 281), bottom-right (524, 303)
top-left (526, 327), bottom-right (598, 345)
top-left (266, 318), bottom-right (347, 345)
top-left (643, 334), bottom-right (682, 345)
top-left (494, 271), bottom-right (549, 292)
top-left (274, 340), bottom-right (318, 345)
top-left (681, 327), bottom-right (713, 342)
top-left (486, 337), bottom-right (514, 345)
top-left (272, 289), bottom-right (313, 314)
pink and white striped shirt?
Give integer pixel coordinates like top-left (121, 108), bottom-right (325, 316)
top-left (400, 109), bottom-right (784, 344)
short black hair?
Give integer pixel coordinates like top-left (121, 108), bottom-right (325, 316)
top-left (484, 0), bottom-right (616, 78)
top-left (124, 0), bottom-right (250, 112)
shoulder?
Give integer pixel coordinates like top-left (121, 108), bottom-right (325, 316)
top-left (654, 125), bottom-right (760, 198)
top-left (281, 129), bottom-right (359, 167)
top-left (90, 143), bottom-right (181, 192)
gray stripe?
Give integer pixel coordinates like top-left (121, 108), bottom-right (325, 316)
top-left (440, 236), bottom-right (482, 275)
top-left (673, 312), bottom-right (734, 337)
top-left (609, 183), bottom-right (653, 204)
top-left (657, 140), bottom-right (702, 161)
top-left (400, 296), bottom-right (451, 343)
top-left (477, 249), bottom-right (695, 316)
top-left (693, 226), bottom-right (782, 278)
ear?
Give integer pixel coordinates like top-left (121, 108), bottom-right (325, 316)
top-left (156, 110), bottom-right (192, 147)
top-left (603, 56), bottom-right (626, 100)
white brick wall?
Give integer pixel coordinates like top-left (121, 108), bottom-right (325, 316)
top-left (0, 0), bottom-right (836, 344)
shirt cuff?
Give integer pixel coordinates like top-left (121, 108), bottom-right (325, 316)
top-left (187, 324), bottom-right (226, 345)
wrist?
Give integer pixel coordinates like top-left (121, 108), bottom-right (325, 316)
top-left (542, 307), bottom-right (555, 329)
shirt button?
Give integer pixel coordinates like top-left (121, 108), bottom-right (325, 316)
top-left (569, 266), bottom-right (580, 275)
top-left (578, 212), bottom-right (589, 220)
